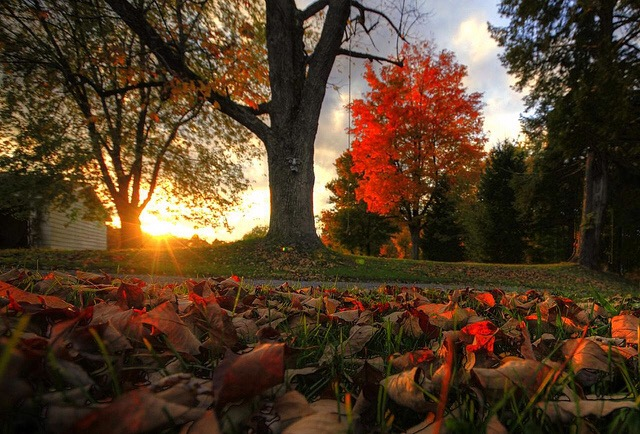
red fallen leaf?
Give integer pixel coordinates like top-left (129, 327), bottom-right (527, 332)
top-left (2, 281), bottom-right (74, 310)
top-left (407, 308), bottom-right (440, 340)
top-left (213, 342), bottom-right (285, 409)
top-left (141, 301), bottom-right (201, 354)
top-left (344, 296), bottom-right (366, 311)
top-left (461, 320), bottom-right (499, 353)
top-left (189, 291), bottom-right (209, 307)
top-left (6, 290), bottom-right (24, 312)
top-left (117, 282), bottom-right (145, 309)
top-left (473, 292), bottom-right (496, 308)
top-left (73, 387), bottom-right (205, 434)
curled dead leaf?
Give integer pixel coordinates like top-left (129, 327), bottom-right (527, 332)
top-left (382, 367), bottom-right (434, 412)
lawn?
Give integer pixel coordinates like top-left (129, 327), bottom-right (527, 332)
top-left (0, 239), bottom-right (637, 299)
top-left (1, 242), bottom-right (639, 433)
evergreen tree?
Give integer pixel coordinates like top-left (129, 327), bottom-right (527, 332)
top-left (421, 177), bottom-right (465, 262)
top-left (321, 151), bottom-right (398, 256)
top-left (477, 141), bottom-right (526, 263)
top-left (491, 0), bottom-right (640, 268)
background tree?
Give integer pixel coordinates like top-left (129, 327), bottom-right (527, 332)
top-left (513, 124), bottom-right (582, 263)
top-left (475, 141), bottom-right (526, 263)
top-left (103, 0), bottom-right (421, 250)
top-left (420, 177), bottom-right (466, 262)
top-left (321, 151), bottom-right (398, 256)
top-left (491, 0), bottom-right (640, 269)
top-left (0, 0), bottom-right (257, 248)
top-left (350, 42), bottom-right (486, 259)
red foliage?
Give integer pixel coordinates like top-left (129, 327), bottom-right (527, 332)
top-left (350, 42), bottom-right (486, 223)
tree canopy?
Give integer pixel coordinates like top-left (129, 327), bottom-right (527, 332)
top-left (350, 42), bottom-right (486, 259)
top-left (490, 0), bottom-right (640, 268)
top-left (0, 0), bottom-right (258, 247)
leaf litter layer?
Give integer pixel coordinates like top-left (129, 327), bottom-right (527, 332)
top-left (1, 268), bottom-right (640, 433)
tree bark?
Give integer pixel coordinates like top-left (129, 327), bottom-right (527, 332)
top-left (117, 202), bottom-right (143, 249)
top-left (409, 222), bottom-right (421, 260)
top-left (571, 149), bottom-right (608, 269)
top-left (265, 134), bottom-right (322, 249)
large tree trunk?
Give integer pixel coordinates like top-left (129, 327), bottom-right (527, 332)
top-left (117, 202), bottom-right (143, 249)
top-left (261, 0), bottom-right (349, 250)
top-left (265, 134), bottom-right (322, 249)
top-left (571, 150), bottom-right (608, 269)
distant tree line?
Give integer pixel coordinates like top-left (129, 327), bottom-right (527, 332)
top-left (322, 1), bottom-right (640, 275)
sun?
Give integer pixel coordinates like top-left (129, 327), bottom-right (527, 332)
top-left (138, 188), bottom-right (272, 242)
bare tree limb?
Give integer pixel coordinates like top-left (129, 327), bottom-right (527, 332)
top-left (351, 1), bottom-right (408, 42)
top-left (337, 48), bottom-right (403, 66)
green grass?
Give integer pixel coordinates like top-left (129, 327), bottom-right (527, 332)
top-left (0, 238), bottom-right (637, 298)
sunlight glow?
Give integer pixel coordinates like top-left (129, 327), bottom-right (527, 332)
top-left (138, 187), bottom-right (271, 243)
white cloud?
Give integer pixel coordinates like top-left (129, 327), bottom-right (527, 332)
top-left (452, 17), bottom-right (498, 64)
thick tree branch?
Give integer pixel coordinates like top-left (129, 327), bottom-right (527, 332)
top-left (298, 0), bottom-right (329, 21)
top-left (104, 0), bottom-right (273, 143)
top-left (336, 48), bottom-right (403, 66)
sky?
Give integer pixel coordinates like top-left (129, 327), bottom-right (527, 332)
top-left (141, 0), bottom-right (527, 242)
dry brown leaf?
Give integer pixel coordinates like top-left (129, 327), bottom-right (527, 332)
top-left (330, 309), bottom-right (360, 322)
top-left (390, 349), bottom-right (436, 371)
top-left (195, 301), bottom-right (237, 351)
top-left (2, 281), bottom-right (74, 310)
top-left (73, 388), bottom-right (206, 434)
top-left (611, 315), bottom-right (639, 345)
top-left (323, 296), bottom-right (339, 314)
top-left (562, 339), bottom-right (611, 387)
top-left (274, 390), bottom-right (315, 430)
top-left (538, 399), bottom-right (637, 424)
top-left (382, 367), bottom-right (434, 412)
top-left (473, 358), bottom-right (554, 398)
top-left (282, 399), bottom-right (350, 434)
top-left (255, 308), bottom-right (287, 327)
top-left (213, 342), bottom-right (285, 408)
top-left (429, 306), bottom-right (474, 330)
top-left (232, 316), bottom-right (259, 342)
top-left (339, 324), bottom-right (376, 357)
top-left (486, 414), bottom-right (509, 434)
top-left (141, 301), bottom-right (202, 354)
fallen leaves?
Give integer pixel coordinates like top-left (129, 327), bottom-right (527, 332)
top-left (1, 269), bottom-right (639, 433)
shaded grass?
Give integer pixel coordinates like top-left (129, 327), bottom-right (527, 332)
top-left (0, 238), bottom-right (637, 298)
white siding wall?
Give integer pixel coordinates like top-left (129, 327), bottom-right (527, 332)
top-left (38, 208), bottom-right (107, 250)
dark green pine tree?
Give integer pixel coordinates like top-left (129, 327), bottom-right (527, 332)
top-left (421, 177), bottom-right (465, 262)
top-left (490, 0), bottom-right (640, 269)
top-left (477, 141), bottom-right (527, 263)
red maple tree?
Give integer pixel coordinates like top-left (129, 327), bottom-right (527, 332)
top-left (350, 42), bottom-right (487, 259)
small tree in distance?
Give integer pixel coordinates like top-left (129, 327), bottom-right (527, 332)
top-left (350, 42), bottom-right (486, 259)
